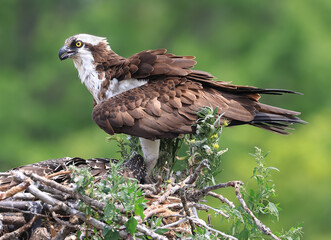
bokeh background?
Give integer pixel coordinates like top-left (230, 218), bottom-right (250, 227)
top-left (1, 0), bottom-right (330, 239)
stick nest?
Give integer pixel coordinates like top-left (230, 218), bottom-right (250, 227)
top-left (0, 157), bottom-right (279, 240)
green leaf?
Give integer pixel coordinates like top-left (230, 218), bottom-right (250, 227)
top-left (104, 203), bottom-right (112, 219)
top-left (155, 228), bottom-right (169, 235)
top-left (239, 228), bottom-right (249, 239)
top-left (155, 216), bottom-right (163, 227)
top-left (104, 202), bottom-right (117, 220)
top-left (135, 202), bottom-right (145, 220)
top-left (268, 202), bottom-right (279, 220)
top-left (125, 217), bottom-right (138, 236)
top-left (77, 229), bottom-right (81, 238)
top-left (267, 166), bottom-right (280, 172)
top-left (103, 227), bottom-right (120, 240)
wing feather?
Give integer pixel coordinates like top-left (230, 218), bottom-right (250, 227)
top-left (145, 98), bottom-right (162, 117)
top-left (169, 97), bottom-right (182, 109)
top-left (128, 108), bottom-right (144, 119)
top-left (92, 48), bottom-right (303, 138)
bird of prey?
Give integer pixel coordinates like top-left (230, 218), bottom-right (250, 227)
top-left (59, 34), bottom-right (304, 177)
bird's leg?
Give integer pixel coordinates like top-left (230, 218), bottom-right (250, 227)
top-left (139, 138), bottom-right (160, 179)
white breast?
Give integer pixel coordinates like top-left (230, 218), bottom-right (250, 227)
top-left (73, 48), bottom-right (102, 102)
top-left (73, 50), bottom-right (148, 104)
top-left (105, 78), bottom-right (148, 99)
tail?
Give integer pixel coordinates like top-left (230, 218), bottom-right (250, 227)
top-left (227, 90), bottom-right (306, 135)
top-left (252, 103), bottom-right (306, 134)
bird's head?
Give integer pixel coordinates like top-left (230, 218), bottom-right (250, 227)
top-left (58, 33), bottom-right (110, 61)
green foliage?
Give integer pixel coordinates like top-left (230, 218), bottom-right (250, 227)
top-left (219, 147), bottom-right (303, 239)
top-left (70, 159), bottom-right (147, 239)
top-left (279, 223), bottom-right (304, 240)
top-left (185, 106), bottom-right (228, 187)
top-left (189, 226), bottom-right (219, 240)
top-left (247, 148), bottom-right (279, 220)
top-left (158, 138), bottom-right (184, 176)
top-left (107, 135), bottom-right (141, 161)
top-left (147, 216), bottom-right (170, 236)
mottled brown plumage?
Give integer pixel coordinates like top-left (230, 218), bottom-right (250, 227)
top-left (87, 44), bottom-right (303, 139)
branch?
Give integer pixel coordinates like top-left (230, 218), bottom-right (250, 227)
top-left (200, 180), bottom-right (243, 194)
top-left (185, 159), bottom-right (209, 184)
top-left (187, 216), bottom-right (238, 240)
top-left (154, 218), bottom-right (187, 231)
top-left (154, 159), bottom-right (209, 205)
top-left (234, 182), bottom-right (280, 240)
top-left (179, 188), bottom-right (196, 234)
top-left (0, 179), bottom-right (30, 200)
top-left (207, 191), bottom-right (235, 209)
top-left (193, 203), bottom-right (229, 219)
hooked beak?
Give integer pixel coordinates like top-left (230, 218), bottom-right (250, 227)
top-left (58, 46), bottom-right (76, 60)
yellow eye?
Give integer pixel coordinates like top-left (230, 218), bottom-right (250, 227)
top-left (76, 41), bottom-right (82, 48)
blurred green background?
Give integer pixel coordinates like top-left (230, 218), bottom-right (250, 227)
top-left (0, 0), bottom-right (330, 239)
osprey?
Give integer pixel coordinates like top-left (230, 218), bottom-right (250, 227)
top-left (59, 34), bottom-right (304, 177)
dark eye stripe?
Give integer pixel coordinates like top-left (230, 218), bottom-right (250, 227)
top-left (70, 40), bottom-right (83, 48)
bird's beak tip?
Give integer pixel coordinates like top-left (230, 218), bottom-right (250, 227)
top-left (58, 46), bottom-right (71, 61)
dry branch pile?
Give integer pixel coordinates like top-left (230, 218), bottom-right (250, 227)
top-left (0, 156), bottom-right (280, 240)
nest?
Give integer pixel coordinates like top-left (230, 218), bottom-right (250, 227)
top-left (0, 157), bottom-right (279, 240)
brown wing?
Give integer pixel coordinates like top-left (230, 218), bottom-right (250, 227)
top-left (92, 49), bottom-right (304, 138)
top-left (92, 75), bottom-right (288, 139)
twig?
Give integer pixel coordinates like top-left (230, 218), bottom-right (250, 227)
top-left (179, 188), bottom-right (196, 234)
top-left (234, 182), bottom-right (280, 240)
top-left (141, 175), bottom-right (163, 195)
top-left (187, 180), bottom-right (243, 202)
top-left (162, 214), bottom-right (185, 218)
top-left (193, 203), bottom-right (229, 219)
top-left (155, 160), bottom-right (209, 205)
top-left (0, 215), bottom-right (38, 240)
top-left (51, 211), bottom-right (80, 230)
top-left (52, 212), bottom-right (80, 240)
top-left (185, 159), bottom-right (209, 184)
top-left (12, 171), bottom-right (108, 228)
top-left (113, 214), bottom-right (168, 240)
top-left (46, 170), bottom-right (72, 179)
top-left (0, 201), bottom-right (46, 218)
top-left (0, 201), bottom-right (38, 211)
top-left (154, 218), bottom-right (188, 231)
top-left (153, 177), bottom-right (176, 205)
top-left (144, 207), bottom-right (167, 219)
top-left (200, 180), bottom-right (243, 194)
top-left (187, 216), bottom-right (237, 240)
top-left (53, 225), bottom-right (76, 240)
top-left (26, 172), bottom-right (105, 210)
top-left (155, 175), bottom-right (162, 193)
top-left (169, 227), bottom-right (191, 234)
top-left (0, 173), bottom-right (10, 177)
top-left (207, 192), bottom-right (235, 209)
top-left (0, 179), bottom-right (30, 200)
top-left (0, 214), bottom-right (25, 227)
top-left (9, 192), bottom-right (35, 201)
